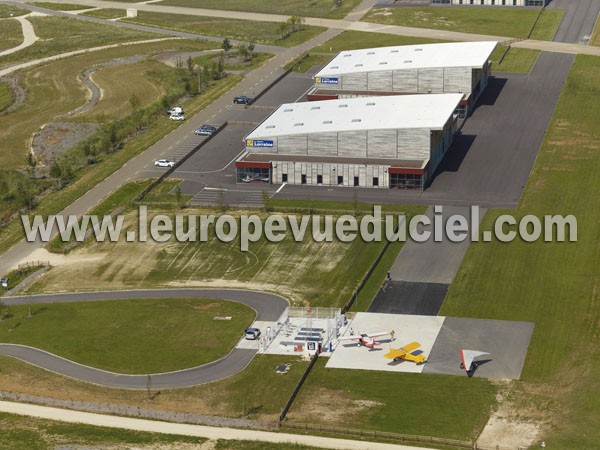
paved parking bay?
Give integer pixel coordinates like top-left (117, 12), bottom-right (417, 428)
top-left (423, 317), bottom-right (534, 380)
top-left (326, 312), bottom-right (444, 374)
top-left (369, 281), bottom-right (448, 316)
top-left (327, 313), bottom-right (533, 380)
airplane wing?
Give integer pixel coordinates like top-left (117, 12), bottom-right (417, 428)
top-left (460, 349), bottom-right (490, 371)
top-left (339, 335), bottom-right (362, 341)
top-left (366, 331), bottom-right (389, 339)
top-left (384, 342), bottom-right (425, 363)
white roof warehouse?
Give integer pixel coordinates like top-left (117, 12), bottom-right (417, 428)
top-left (310, 41), bottom-right (497, 116)
top-left (236, 94), bottom-right (462, 190)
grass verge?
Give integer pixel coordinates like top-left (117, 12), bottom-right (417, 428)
top-left (0, 15), bottom-right (158, 66)
top-left (289, 360), bottom-right (496, 440)
top-left (0, 264), bottom-right (46, 294)
top-left (158, 0), bottom-right (362, 19)
top-left (194, 51), bottom-right (274, 72)
top-left (0, 298), bottom-right (255, 373)
top-left (491, 46), bottom-right (540, 74)
top-left (0, 81), bottom-right (14, 112)
top-left (0, 353), bottom-right (308, 420)
top-left (0, 18), bottom-right (23, 53)
top-left (0, 41), bottom-right (238, 254)
top-left (0, 412), bottom-right (205, 450)
top-left (440, 55), bottom-right (600, 447)
top-left (123, 11), bottom-right (326, 47)
top-left (31, 2), bottom-right (91, 10)
top-left (0, 4), bottom-right (29, 18)
top-left (82, 8), bottom-right (126, 19)
top-left (529, 8), bottom-right (564, 40)
top-left (363, 6), bottom-right (563, 39)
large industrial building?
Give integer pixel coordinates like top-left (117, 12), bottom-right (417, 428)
top-left (236, 94), bottom-right (463, 190)
top-left (309, 41), bottom-right (497, 117)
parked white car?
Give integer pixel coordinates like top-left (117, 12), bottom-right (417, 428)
top-left (154, 159), bottom-right (175, 168)
top-left (169, 114), bottom-right (185, 121)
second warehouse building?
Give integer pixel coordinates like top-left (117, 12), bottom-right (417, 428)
top-left (236, 93), bottom-right (462, 190)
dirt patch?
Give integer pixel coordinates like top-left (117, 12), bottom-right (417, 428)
top-left (0, 73), bottom-right (24, 114)
top-left (191, 302), bottom-right (221, 310)
top-left (477, 380), bottom-right (541, 449)
top-left (32, 122), bottom-right (99, 165)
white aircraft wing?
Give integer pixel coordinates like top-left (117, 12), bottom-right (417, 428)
top-left (366, 331), bottom-right (389, 339)
top-left (460, 349), bottom-right (490, 371)
top-left (339, 335), bottom-right (362, 341)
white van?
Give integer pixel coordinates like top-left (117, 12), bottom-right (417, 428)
top-left (167, 107), bottom-right (184, 116)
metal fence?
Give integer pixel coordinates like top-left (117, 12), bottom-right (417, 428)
top-left (287, 306), bottom-right (341, 319)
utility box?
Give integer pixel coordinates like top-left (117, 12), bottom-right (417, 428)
top-left (126, 9), bottom-right (138, 18)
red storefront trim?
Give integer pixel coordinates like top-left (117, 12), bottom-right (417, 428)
top-left (235, 161), bottom-right (272, 169)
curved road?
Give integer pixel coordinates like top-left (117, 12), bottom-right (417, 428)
top-left (0, 289), bottom-right (288, 389)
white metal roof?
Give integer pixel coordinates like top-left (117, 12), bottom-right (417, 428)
top-left (314, 41), bottom-right (497, 78)
top-left (245, 94), bottom-right (463, 139)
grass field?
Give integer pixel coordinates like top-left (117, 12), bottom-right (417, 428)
top-left (158, 0), bottom-right (362, 19)
top-left (0, 353), bottom-right (308, 420)
top-left (0, 40), bottom-right (237, 254)
top-left (491, 46), bottom-right (540, 74)
top-left (441, 55), bottom-right (600, 447)
top-left (0, 18), bottom-right (23, 53)
top-left (31, 2), bottom-right (90, 10)
top-left (0, 298), bottom-right (255, 373)
top-left (0, 412), bottom-right (205, 450)
top-left (27, 211), bottom-right (405, 308)
top-left (194, 51), bottom-right (274, 72)
top-left (82, 8), bottom-right (126, 19)
top-left (0, 16), bottom-right (158, 66)
top-left (123, 11), bottom-right (325, 47)
top-left (289, 360), bottom-right (496, 440)
top-left (0, 4), bottom-right (29, 18)
top-left (529, 8), bottom-right (564, 40)
top-left (0, 81), bottom-right (13, 112)
top-left (363, 7), bottom-right (563, 39)
top-left (76, 59), bottom-right (165, 121)
top-left (0, 38), bottom-right (217, 168)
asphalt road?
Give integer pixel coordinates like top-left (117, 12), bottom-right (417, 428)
top-left (547, 0), bottom-right (600, 44)
top-left (0, 289), bottom-right (288, 389)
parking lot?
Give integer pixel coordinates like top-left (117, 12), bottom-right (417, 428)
top-left (140, 51), bottom-right (574, 209)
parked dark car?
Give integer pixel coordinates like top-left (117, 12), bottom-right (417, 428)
top-left (233, 95), bottom-right (253, 105)
top-left (194, 125), bottom-right (217, 136)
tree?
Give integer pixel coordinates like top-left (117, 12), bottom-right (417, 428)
top-left (203, 66), bottom-right (211, 87)
top-left (222, 38), bottom-right (232, 53)
top-left (0, 301), bottom-right (5, 322)
top-left (129, 93), bottom-right (141, 112)
top-left (186, 55), bottom-right (195, 75)
top-left (25, 152), bottom-right (37, 177)
top-left (175, 185), bottom-right (182, 207)
top-left (278, 22), bottom-right (288, 40)
top-left (238, 43), bottom-right (248, 62)
top-left (248, 42), bottom-right (255, 60)
top-left (288, 16), bottom-right (297, 33)
top-left (146, 374), bottom-right (153, 400)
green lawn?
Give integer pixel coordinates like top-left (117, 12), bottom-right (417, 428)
top-left (0, 18), bottom-right (23, 53)
top-left (529, 8), bottom-right (564, 40)
top-left (81, 8), bottom-right (126, 19)
top-left (31, 2), bottom-right (91, 10)
top-left (158, 0), bottom-right (362, 19)
top-left (0, 353), bottom-right (308, 420)
top-left (0, 81), bottom-right (13, 112)
top-left (194, 51), bottom-right (274, 72)
top-left (123, 11), bottom-right (326, 47)
top-left (363, 6), bottom-right (563, 39)
top-left (0, 15), bottom-right (159, 66)
top-left (491, 46), bottom-right (539, 74)
top-left (289, 360), bottom-right (496, 440)
top-left (0, 412), bottom-right (205, 450)
top-left (0, 4), bottom-right (30, 17)
top-left (0, 59), bottom-right (241, 252)
top-left (441, 55), bottom-right (600, 447)
top-left (0, 298), bottom-right (255, 373)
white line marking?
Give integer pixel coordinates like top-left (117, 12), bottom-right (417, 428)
top-left (275, 183), bottom-right (287, 194)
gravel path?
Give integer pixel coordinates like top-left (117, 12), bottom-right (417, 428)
top-left (0, 15), bottom-right (38, 57)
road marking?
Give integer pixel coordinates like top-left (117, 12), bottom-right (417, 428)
top-left (204, 187), bottom-right (228, 191)
top-left (275, 183), bottom-right (287, 194)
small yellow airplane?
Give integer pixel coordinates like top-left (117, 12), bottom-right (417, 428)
top-left (384, 341), bottom-right (426, 365)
